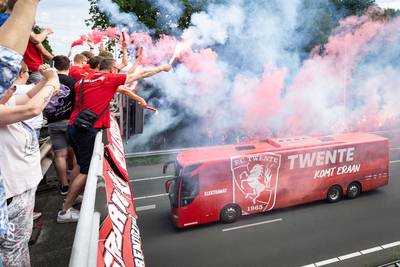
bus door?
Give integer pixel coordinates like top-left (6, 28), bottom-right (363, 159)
top-left (178, 173), bottom-right (201, 226)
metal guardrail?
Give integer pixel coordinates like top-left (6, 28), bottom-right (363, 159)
top-left (377, 260), bottom-right (400, 267)
top-left (125, 129), bottom-right (400, 158)
top-left (125, 147), bottom-right (190, 158)
top-left (69, 131), bottom-right (104, 267)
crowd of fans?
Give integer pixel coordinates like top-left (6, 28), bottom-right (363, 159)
top-left (0, 0), bottom-right (171, 266)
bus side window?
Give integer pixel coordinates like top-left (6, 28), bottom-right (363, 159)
top-left (180, 175), bottom-right (200, 207)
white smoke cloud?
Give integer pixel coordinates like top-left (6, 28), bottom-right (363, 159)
top-left (98, 0), bottom-right (149, 32)
top-left (182, 3), bottom-right (245, 46)
top-left (149, 0), bottom-right (184, 31)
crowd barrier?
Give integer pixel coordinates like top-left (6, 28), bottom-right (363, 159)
top-left (69, 116), bottom-right (144, 267)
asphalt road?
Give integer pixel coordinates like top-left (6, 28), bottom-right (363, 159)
top-left (127, 147), bottom-right (400, 267)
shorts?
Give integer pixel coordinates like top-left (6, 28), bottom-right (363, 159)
top-left (0, 46), bottom-right (23, 99)
top-left (0, 187), bottom-right (36, 267)
top-left (67, 125), bottom-right (99, 175)
top-left (48, 120), bottom-right (70, 151)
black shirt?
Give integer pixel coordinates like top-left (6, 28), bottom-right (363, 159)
top-left (44, 74), bottom-right (77, 123)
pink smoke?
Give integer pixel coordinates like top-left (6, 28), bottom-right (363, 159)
top-left (71, 35), bottom-right (86, 47)
top-left (73, 9), bottom-right (400, 143)
top-left (233, 66), bottom-right (285, 136)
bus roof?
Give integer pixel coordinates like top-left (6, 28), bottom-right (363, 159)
top-left (176, 132), bottom-right (387, 167)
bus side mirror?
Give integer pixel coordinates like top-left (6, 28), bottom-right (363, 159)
top-left (163, 161), bottom-right (174, 174)
top-left (165, 179), bottom-right (172, 193)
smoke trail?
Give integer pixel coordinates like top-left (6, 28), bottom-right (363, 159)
top-left (97, 0), bottom-right (149, 32)
top-left (148, 0), bottom-right (183, 33)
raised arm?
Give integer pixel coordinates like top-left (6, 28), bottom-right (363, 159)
top-left (126, 47), bottom-right (143, 75)
top-left (0, 67), bottom-right (60, 126)
top-left (30, 28), bottom-right (53, 44)
top-left (117, 86), bottom-right (147, 107)
top-left (125, 64), bottom-right (171, 85)
top-left (115, 41), bottom-right (128, 70)
top-left (0, 0), bottom-right (40, 55)
top-left (36, 43), bottom-right (54, 60)
top-left (13, 78), bottom-right (47, 105)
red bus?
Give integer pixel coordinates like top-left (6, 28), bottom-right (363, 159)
top-left (165, 132), bottom-right (389, 228)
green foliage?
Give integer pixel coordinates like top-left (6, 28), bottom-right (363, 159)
top-left (178, 0), bottom-right (206, 30)
top-left (86, 0), bottom-right (111, 30)
top-left (86, 0), bottom-right (382, 53)
top-left (331, 0), bottom-right (375, 15)
top-left (299, 0), bottom-right (377, 54)
top-left (382, 8), bottom-right (400, 19)
top-left (86, 0), bottom-right (206, 36)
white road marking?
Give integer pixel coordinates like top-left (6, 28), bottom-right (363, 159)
top-left (360, 246), bottom-right (383, 254)
top-left (315, 258), bottom-right (339, 266)
top-left (338, 252), bottom-right (362, 260)
top-left (131, 175), bottom-right (174, 182)
top-left (222, 218), bottom-right (282, 232)
top-left (304, 241), bottom-right (400, 267)
top-left (382, 241), bottom-right (400, 249)
top-left (135, 204), bottom-right (156, 212)
top-left (133, 193), bottom-right (168, 200)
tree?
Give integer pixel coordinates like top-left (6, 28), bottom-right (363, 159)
top-left (86, 0), bottom-right (205, 36)
top-left (331, 0), bottom-right (375, 16)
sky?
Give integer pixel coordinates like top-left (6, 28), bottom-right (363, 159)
top-left (36, 0), bottom-right (92, 55)
top-left (36, 0), bottom-right (400, 56)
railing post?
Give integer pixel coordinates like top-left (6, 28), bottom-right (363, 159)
top-left (88, 212), bottom-right (101, 267)
top-left (69, 131), bottom-right (103, 267)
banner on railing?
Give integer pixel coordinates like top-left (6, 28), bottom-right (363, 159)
top-left (97, 116), bottom-right (145, 267)
top-left (105, 116), bottom-right (129, 179)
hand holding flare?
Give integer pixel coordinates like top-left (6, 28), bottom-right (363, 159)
top-left (169, 41), bottom-right (191, 65)
top-left (117, 85), bottom-right (158, 113)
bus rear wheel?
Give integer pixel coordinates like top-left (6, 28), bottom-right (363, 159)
top-left (347, 182), bottom-right (361, 199)
top-left (220, 204), bottom-right (241, 223)
top-left (327, 185), bottom-right (343, 203)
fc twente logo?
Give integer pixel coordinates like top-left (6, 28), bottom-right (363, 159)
top-left (231, 152), bottom-right (281, 214)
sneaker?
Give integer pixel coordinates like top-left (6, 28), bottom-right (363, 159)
top-left (33, 211), bottom-right (42, 221)
top-left (60, 185), bottom-right (69, 196)
top-left (57, 207), bottom-right (80, 223)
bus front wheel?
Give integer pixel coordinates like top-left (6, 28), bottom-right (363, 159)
top-left (327, 185), bottom-right (343, 203)
top-left (220, 204), bottom-right (241, 223)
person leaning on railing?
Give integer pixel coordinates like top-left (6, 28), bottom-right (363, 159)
top-left (58, 56), bottom-right (172, 223)
top-left (0, 1), bottom-right (61, 266)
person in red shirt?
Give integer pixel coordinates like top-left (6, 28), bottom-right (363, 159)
top-left (68, 53), bottom-right (89, 80)
top-left (24, 34), bottom-right (53, 84)
top-left (57, 57), bottom-right (171, 223)
top-left (86, 55), bottom-right (103, 73)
